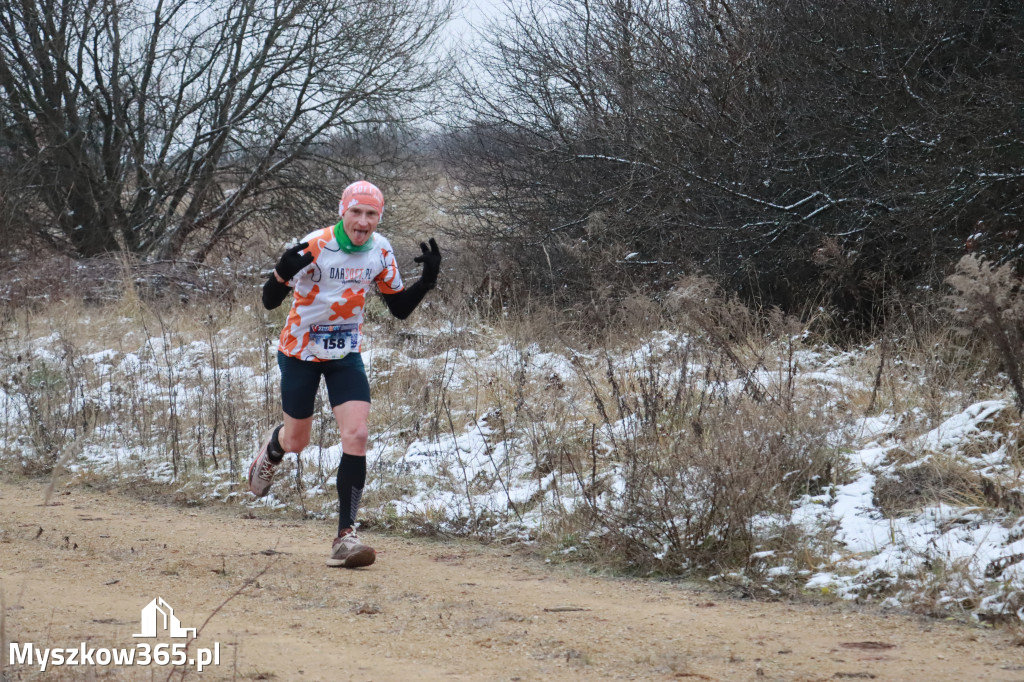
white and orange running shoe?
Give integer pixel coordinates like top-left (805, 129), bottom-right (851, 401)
top-left (247, 426), bottom-right (283, 497)
top-left (326, 529), bottom-right (376, 568)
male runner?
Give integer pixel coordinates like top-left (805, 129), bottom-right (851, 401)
top-left (248, 180), bottom-right (441, 568)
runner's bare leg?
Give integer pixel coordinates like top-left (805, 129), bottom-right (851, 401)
top-left (333, 400), bottom-right (370, 456)
top-left (279, 414), bottom-right (313, 454)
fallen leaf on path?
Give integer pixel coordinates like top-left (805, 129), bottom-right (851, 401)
top-left (840, 642), bottom-right (895, 650)
top-left (353, 603), bottom-right (381, 615)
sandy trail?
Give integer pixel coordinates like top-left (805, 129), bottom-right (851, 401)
top-left (1, 478), bottom-right (1022, 681)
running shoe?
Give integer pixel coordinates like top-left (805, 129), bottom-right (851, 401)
top-left (247, 426), bottom-right (282, 497)
top-left (326, 529), bottom-right (376, 568)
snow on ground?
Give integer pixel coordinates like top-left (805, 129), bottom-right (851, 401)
top-left (789, 399), bottom-right (1024, 621)
top-left (2, 318), bottom-right (1023, 623)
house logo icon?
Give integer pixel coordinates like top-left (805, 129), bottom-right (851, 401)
top-left (132, 597), bottom-right (197, 638)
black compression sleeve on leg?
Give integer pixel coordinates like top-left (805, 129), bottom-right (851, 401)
top-left (379, 278), bottom-right (433, 320)
top-left (337, 453), bottom-right (367, 533)
top-left (262, 275), bottom-right (291, 310)
top-left (268, 424), bottom-right (285, 463)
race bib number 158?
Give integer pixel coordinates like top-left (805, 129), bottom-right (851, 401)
top-left (309, 323), bottom-right (359, 358)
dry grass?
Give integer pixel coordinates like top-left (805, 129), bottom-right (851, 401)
top-left (873, 457), bottom-right (985, 518)
top-left (2, 247), bottom-right (1023, 614)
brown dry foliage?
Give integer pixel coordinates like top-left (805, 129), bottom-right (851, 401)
top-left (947, 255), bottom-right (1024, 411)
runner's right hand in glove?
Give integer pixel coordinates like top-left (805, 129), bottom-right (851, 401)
top-left (274, 242), bottom-right (313, 283)
top-left (414, 238), bottom-right (441, 288)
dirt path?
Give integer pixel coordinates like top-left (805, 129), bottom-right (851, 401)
top-left (1, 478), bottom-right (1022, 681)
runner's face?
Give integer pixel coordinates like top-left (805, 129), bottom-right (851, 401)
top-left (342, 204), bottom-right (381, 246)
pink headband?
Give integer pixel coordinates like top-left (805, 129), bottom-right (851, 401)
top-left (339, 181), bottom-right (384, 216)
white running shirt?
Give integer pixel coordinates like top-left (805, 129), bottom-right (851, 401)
top-left (277, 226), bottom-right (403, 361)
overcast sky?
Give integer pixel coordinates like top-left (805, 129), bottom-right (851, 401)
top-left (444, 0), bottom-right (507, 48)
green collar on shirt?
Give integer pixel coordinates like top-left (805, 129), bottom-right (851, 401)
top-left (334, 221), bottom-right (374, 254)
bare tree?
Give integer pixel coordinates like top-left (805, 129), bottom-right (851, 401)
top-left (0, 0), bottom-right (451, 260)
top-left (442, 0), bottom-right (690, 300)
top-left (446, 0), bottom-right (1024, 322)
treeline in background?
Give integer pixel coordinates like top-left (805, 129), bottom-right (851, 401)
top-left (0, 0), bottom-right (1020, 329)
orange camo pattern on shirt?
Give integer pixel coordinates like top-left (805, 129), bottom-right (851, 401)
top-left (280, 284), bottom-right (319, 355)
top-left (330, 288), bottom-right (365, 321)
top-left (277, 227), bottom-right (404, 361)
top-left (376, 248), bottom-right (401, 294)
top-left (303, 226), bottom-right (333, 264)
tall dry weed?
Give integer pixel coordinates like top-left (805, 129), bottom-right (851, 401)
top-left (573, 343), bottom-right (839, 572)
top-left (511, 279), bottom-right (850, 573)
top-left (0, 287), bottom-right (279, 487)
top-left (947, 254), bottom-right (1024, 412)
top-left (867, 293), bottom-right (988, 426)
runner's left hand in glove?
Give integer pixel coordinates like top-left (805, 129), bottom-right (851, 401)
top-left (274, 241), bottom-right (313, 283)
top-left (414, 238), bottom-right (441, 288)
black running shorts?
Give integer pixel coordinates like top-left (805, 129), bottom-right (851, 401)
top-left (277, 351), bottom-right (371, 419)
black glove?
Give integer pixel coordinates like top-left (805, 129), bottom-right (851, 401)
top-left (274, 241), bottom-right (313, 282)
top-left (414, 238), bottom-right (441, 288)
